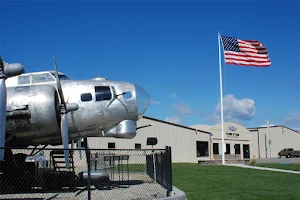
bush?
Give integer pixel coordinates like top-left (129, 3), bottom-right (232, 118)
top-left (249, 159), bottom-right (256, 166)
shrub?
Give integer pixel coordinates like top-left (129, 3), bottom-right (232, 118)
top-left (249, 159), bottom-right (256, 166)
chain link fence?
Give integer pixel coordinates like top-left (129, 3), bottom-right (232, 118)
top-left (0, 146), bottom-right (172, 200)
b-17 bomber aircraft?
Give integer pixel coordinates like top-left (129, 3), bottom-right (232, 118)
top-left (0, 56), bottom-right (151, 170)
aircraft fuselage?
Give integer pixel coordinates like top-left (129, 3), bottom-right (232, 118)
top-left (5, 80), bottom-right (150, 147)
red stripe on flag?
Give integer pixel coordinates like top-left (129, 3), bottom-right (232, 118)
top-left (224, 56), bottom-right (269, 62)
top-left (224, 52), bottom-right (269, 59)
top-left (225, 61), bottom-right (270, 67)
top-left (225, 58), bottom-right (271, 66)
top-left (239, 49), bottom-right (268, 54)
top-left (238, 45), bottom-right (266, 50)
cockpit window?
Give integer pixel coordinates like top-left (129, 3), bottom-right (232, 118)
top-left (58, 75), bottom-right (71, 80)
top-left (123, 92), bottom-right (133, 99)
top-left (32, 73), bottom-right (55, 84)
top-left (50, 73), bottom-right (72, 81)
top-left (18, 75), bottom-right (30, 85)
top-left (95, 86), bottom-right (112, 101)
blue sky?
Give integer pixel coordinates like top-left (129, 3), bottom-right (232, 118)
top-left (1, 1), bottom-right (299, 128)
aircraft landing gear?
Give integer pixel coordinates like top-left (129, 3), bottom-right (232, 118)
top-left (0, 151), bottom-right (36, 193)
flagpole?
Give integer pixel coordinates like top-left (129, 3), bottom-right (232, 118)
top-left (218, 32), bottom-right (225, 165)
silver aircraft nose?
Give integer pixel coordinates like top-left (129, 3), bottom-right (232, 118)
top-left (135, 85), bottom-right (151, 119)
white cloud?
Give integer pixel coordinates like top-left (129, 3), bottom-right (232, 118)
top-left (171, 93), bottom-right (178, 98)
top-left (166, 93), bottom-right (206, 125)
top-left (164, 103), bottom-right (192, 125)
top-left (172, 103), bottom-right (192, 117)
top-left (261, 124), bottom-right (275, 127)
top-left (151, 100), bottom-right (161, 105)
top-left (210, 94), bottom-right (256, 124)
top-left (283, 111), bottom-right (300, 127)
top-left (165, 116), bottom-right (181, 124)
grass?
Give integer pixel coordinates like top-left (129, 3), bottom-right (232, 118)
top-left (118, 164), bottom-right (146, 172)
top-left (172, 163), bottom-right (300, 200)
top-left (255, 163), bottom-right (300, 171)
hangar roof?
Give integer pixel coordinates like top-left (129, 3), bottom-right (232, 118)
top-left (247, 125), bottom-right (300, 134)
top-left (142, 116), bottom-right (210, 134)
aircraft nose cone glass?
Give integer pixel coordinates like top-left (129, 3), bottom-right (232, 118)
top-left (135, 85), bottom-right (151, 119)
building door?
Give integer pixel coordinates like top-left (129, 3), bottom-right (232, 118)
top-left (196, 141), bottom-right (209, 157)
top-left (243, 144), bottom-right (250, 159)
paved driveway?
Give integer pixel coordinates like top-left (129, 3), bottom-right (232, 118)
top-left (256, 157), bottom-right (300, 164)
top-left (226, 164), bottom-right (300, 174)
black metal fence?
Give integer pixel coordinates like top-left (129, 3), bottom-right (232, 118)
top-left (0, 146), bottom-right (172, 200)
top-left (146, 146), bottom-right (172, 193)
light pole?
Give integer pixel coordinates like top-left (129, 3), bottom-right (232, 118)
top-left (267, 120), bottom-right (271, 158)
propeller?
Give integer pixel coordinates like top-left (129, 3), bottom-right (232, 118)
top-left (0, 56), bottom-right (24, 160)
top-left (71, 138), bottom-right (83, 160)
top-left (0, 57), bottom-right (6, 160)
top-left (52, 55), bottom-right (78, 168)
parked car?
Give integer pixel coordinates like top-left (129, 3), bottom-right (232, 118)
top-left (278, 148), bottom-right (299, 158)
top-left (295, 150), bottom-right (300, 157)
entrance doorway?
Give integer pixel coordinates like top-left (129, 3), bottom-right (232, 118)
top-left (196, 141), bottom-right (209, 157)
top-left (243, 144), bottom-right (250, 159)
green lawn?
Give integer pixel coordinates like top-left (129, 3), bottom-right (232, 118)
top-left (255, 163), bottom-right (300, 171)
top-left (172, 163), bottom-right (300, 200)
top-left (118, 164), bottom-right (146, 172)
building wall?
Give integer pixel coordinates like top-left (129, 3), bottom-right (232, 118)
top-left (192, 122), bottom-right (252, 160)
top-left (87, 117), bottom-right (210, 163)
top-left (30, 118), bottom-right (300, 164)
top-left (250, 130), bottom-right (259, 159)
top-left (253, 126), bottom-right (300, 158)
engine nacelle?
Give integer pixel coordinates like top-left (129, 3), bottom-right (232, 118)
top-left (3, 62), bottom-right (25, 78)
top-left (104, 120), bottom-right (137, 139)
top-left (6, 85), bottom-right (60, 142)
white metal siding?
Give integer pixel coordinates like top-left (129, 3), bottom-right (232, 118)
top-left (257, 127), bottom-right (300, 158)
top-left (87, 117), bottom-right (210, 163)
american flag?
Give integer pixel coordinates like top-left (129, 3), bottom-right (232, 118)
top-left (220, 36), bottom-right (271, 67)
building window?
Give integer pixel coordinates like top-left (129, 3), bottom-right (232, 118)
top-left (196, 141), bottom-right (209, 157)
top-left (108, 142), bottom-right (115, 149)
top-left (225, 144), bottom-right (230, 154)
top-left (95, 86), bottom-right (112, 101)
top-left (81, 93), bottom-right (92, 102)
top-left (213, 143), bottom-right (219, 154)
top-left (135, 143), bottom-right (141, 149)
top-left (235, 144), bottom-right (241, 154)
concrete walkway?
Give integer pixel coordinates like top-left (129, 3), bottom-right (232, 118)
top-left (226, 163), bottom-right (300, 174)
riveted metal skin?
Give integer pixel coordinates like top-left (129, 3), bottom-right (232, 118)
top-left (5, 80), bottom-right (151, 147)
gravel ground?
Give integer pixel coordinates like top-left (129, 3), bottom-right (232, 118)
top-left (0, 183), bottom-right (166, 200)
top-left (0, 173), bottom-right (167, 200)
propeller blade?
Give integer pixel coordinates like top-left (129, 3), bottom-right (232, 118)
top-left (0, 78), bottom-right (6, 160)
top-left (52, 55), bottom-right (66, 105)
top-left (77, 139), bottom-right (82, 160)
top-left (61, 113), bottom-right (70, 169)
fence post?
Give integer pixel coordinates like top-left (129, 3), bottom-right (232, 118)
top-left (160, 150), bottom-right (163, 186)
top-left (166, 146), bottom-right (173, 196)
top-left (84, 138), bottom-right (91, 200)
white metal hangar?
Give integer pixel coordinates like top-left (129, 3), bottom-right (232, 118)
top-left (248, 125), bottom-right (300, 159)
top-left (88, 116), bottom-right (211, 163)
top-left (190, 122), bottom-right (253, 160)
top-left (87, 116), bottom-right (300, 162)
